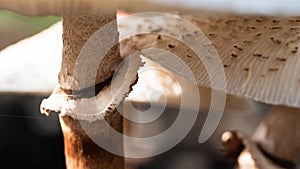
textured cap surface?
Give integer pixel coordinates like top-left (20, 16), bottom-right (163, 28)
top-left (120, 14), bottom-right (300, 108)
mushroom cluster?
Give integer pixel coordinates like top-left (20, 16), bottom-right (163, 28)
top-left (1, 1), bottom-right (300, 168)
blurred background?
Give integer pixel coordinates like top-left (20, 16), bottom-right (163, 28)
top-left (0, 0), bottom-right (298, 168)
top-left (0, 11), bottom-right (64, 169)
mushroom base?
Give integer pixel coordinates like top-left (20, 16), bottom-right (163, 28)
top-left (59, 114), bottom-right (124, 169)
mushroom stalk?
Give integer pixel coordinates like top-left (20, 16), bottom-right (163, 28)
top-left (59, 116), bottom-right (123, 169)
top-left (58, 3), bottom-right (124, 169)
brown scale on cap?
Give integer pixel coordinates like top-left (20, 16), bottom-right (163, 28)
top-left (231, 53), bottom-right (238, 58)
top-left (269, 67), bottom-right (279, 72)
top-left (253, 33), bottom-right (262, 38)
top-left (168, 44), bottom-right (176, 48)
top-left (270, 37), bottom-right (282, 44)
top-left (233, 45), bottom-right (243, 50)
top-left (270, 26), bottom-right (283, 30)
top-left (276, 57), bottom-right (287, 61)
top-left (291, 46), bottom-right (299, 53)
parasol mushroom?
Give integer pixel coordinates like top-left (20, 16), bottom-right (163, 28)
top-left (2, 1), bottom-right (300, 168)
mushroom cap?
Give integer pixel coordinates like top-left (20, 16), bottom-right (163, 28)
top-left (2, 0), bottom-right (300, 16)
top-left (120, 14), bottom-right (300, 108)
top-left (0, 0), bottom-right (184, 16)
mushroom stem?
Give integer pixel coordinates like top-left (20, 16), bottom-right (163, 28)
top-left (60, 4), bottom-right (122, 91)
top-left (253, 106), bottom-right (300, 168)
top-left (58, 2), bottom-right (124, 169)
top-left (60, 116), bottom-right (123, 169)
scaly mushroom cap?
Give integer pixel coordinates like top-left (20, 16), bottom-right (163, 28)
top-left (119, 14), bottom-right (300, 165)
top-left (2, 0), bottom-right (300, 16)
top-left (120, 14), bottom-right (300, 108)
top-left (0, 0), bottom-right (188, 16)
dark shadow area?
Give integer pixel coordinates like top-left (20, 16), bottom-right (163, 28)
top-left (0, 95), bottom-right (65, 169)
top-left (0, 96), bottom-right (267, 169)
